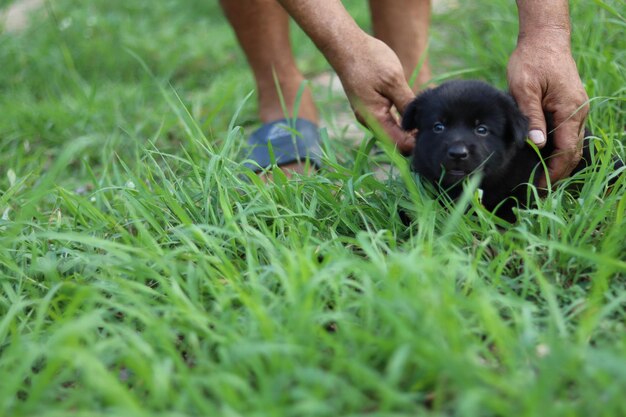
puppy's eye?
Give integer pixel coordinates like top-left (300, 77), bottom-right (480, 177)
top-left (433, 122), bottom-right (445, 133)
top-left (475, 125), bottom-right (489, 136)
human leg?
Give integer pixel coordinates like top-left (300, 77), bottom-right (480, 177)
top-left (219, 0), bottom-right (318, 123)
top-left (369, 0), bottom-right (432, 90)
top-left (220, 0), bottom-right (319, 175)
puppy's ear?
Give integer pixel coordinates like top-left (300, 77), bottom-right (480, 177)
top-left (402, 88), bottom-right (439, 132)
top-left (504, 97), bottom-right (529, 147)
top-left (401, 96), bottom-right (422, 131)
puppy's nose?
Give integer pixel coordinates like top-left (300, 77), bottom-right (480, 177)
top-left (447, 144), bottom-right (469, 160)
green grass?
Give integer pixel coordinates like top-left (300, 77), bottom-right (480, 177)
top-left (1, 0), bottom-right (625, 416)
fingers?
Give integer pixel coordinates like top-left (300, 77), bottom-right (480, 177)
top-left (379, 111), bottom-right (415, 155)
top-left (350, 79), bottom-right (416, 154)
top-left (536, 111), bottom-right (586, 188)
top-left (354, 102), bottom-right (415, 155)
top-left (384, 82), bottom-right (417, 154)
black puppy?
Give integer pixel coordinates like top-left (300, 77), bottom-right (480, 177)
top-left (402, 80), bottom-right (592, 222)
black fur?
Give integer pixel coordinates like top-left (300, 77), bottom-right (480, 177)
top-left (402, 80), bottom-right (597, 222)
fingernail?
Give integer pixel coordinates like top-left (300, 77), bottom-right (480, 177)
top-left (529, 130), bottom-right (546, 146)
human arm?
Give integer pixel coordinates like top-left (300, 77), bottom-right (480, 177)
top-left (508, 0), bottom-right (589, 187)
top-left (276, 0), bottom-right (416, 153)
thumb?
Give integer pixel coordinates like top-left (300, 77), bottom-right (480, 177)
top-left (513, 90), bottom-right (548, 148)
top-left (391, 81), bottom-right (418, 117)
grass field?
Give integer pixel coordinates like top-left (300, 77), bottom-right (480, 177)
top-left (1, 0), bottom-right (625, 416)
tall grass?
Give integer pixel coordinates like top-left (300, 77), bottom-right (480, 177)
top-left (0, 0), bottom-right (624, 416)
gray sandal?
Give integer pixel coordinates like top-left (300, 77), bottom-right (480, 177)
top-left (243, 118), bottom-right (322, 171)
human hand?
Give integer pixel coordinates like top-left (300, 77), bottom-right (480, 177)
top-left (332, 34), bottom-right (416, 154)
top-left (507, 30), bottom-right (589, 188)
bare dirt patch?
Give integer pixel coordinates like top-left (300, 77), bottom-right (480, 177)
top-left (0, 0), bottom-right (43, 32)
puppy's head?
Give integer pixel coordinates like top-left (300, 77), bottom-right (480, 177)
top-left (403, 80), bottom-right (528, 187)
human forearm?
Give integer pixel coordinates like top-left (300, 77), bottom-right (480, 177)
top-left (516, 0), bottom-right (571, 42)
top-left (275, 0), bottom-right (367, 70)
